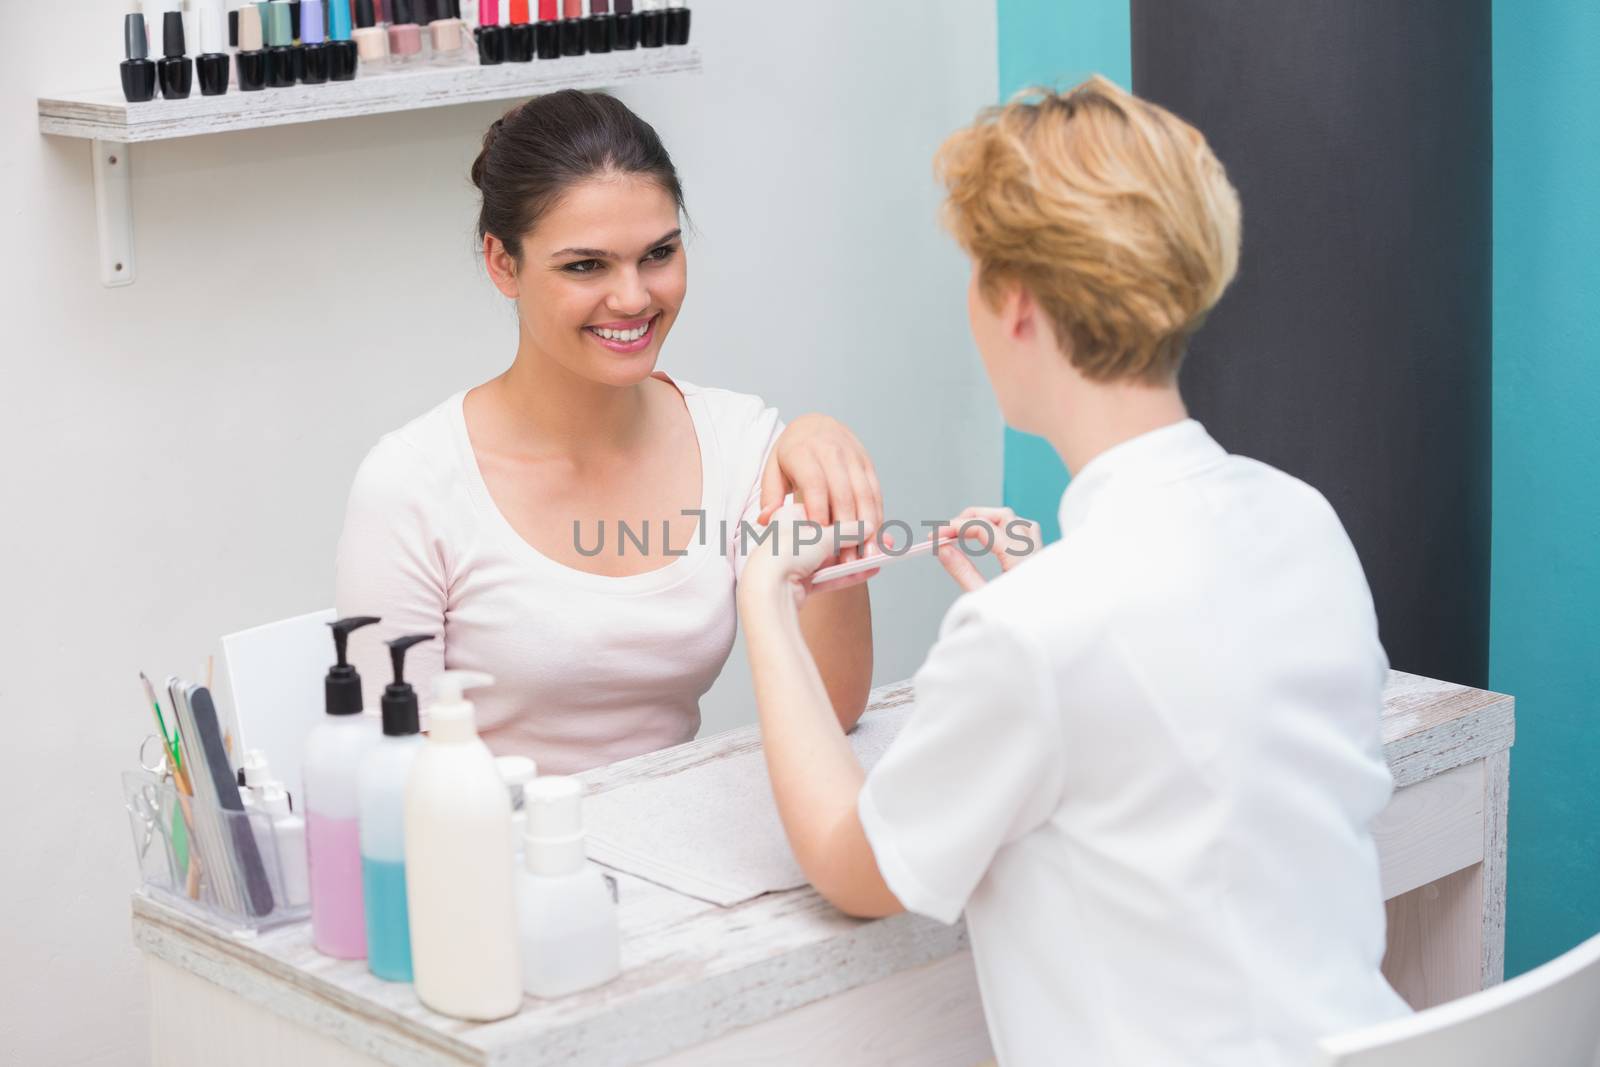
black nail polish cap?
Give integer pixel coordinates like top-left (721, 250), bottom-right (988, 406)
top-left (535, 17), bottom-right (559, 57)
top-left (639, 6), bottom-right (663, 47)
top-left (559, 14), bottom-right (584, 54)
top-left (585, 12), bottom-right (612, 52)
top-left (162, 9), bottom-right (187, 56)
top-left (611, 10), bottom-right (639, 49)
top-left (664, 3), bottom-right (688, 45)
top-left (478, 23), bottom-right (506, 63)
top-left (328, 39), bottom-right (357, 78)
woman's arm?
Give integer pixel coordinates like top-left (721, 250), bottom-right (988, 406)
top-left (798, 583), bottom-right (873, 732)
top-left (334, 443), bottom-right (449, 707)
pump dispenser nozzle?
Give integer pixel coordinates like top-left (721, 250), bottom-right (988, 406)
top-left (428, 670), bottom-right (494, 742)
top-left (325, 616), bottom-right (381, 716)
top-left (381, 634), bottom-right (435, 737)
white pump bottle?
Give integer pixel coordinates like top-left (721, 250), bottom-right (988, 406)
top-left (403, 670), bottom-right (522, 1021)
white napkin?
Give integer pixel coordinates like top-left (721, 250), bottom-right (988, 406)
top-left (585, 701), bottom-right (915, 907)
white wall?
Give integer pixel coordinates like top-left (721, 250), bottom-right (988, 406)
top-left (0, 2), bottom-right (998, 1061)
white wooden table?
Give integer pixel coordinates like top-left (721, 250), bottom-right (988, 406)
top-left (135, 672), bottom-right (1513, 1066)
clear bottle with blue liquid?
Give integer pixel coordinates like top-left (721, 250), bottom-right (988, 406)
top-left (357, 634), bottom-right (434, 982)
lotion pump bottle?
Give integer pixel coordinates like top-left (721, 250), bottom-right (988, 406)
top-left (405, 671), bottom-right (522, 1020)
top-left (304, 615), bottom-right (382, 959)
top-left (358, 634), bottom-right (433, 982)
top-left (516, 776), bottom-right (621, 998)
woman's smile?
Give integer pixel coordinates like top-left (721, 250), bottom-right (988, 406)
top-left (584, 313), bottom-right (660, 354)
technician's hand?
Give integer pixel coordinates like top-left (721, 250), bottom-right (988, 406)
top-left (738, 518), bottom-right (873, 614)
top-left (758, 415), bottom-right (882, 563)
top-left (934, 506), bottom-right (1044, 593)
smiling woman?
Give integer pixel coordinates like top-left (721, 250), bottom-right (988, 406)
top-left (334, 90), bottom-right (879, 775)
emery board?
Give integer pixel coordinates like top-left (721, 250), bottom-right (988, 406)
top-left (168, 677), bottom-right (243, 914)
top-left (188, 685), bottom-right (276, 917)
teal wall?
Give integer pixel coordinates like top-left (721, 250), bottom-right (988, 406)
top-left (997, 0), bottom-right (1600, 976)
top-left (1491, 0), bottom-right (1600, 978)
top-left (997, 0), bottom-right (1130, 543)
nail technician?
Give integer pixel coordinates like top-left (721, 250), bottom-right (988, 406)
top-left (739, 78), bottom-right (1409, 1065)
top-left (336, 90), bottom-right (878, 775)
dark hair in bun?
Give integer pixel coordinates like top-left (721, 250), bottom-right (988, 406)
top-left (471, 90), bottom-right (684, 262)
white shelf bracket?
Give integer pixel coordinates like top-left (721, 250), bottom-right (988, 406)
top-left (92, 139), bottom-right (135, 288)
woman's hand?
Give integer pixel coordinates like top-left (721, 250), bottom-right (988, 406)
top-left (934, 506), bottom-right (1044, 593)
top-left (759, 415), bottom-right (882, 563)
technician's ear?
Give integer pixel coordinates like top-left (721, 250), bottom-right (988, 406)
top-left (1003, 282), bottom-right (1038, 344)
top-left (484, 235), bottom-right (520, 299)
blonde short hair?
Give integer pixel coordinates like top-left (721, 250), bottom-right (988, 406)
top-left (937, 75), bottom-right (1242, 382)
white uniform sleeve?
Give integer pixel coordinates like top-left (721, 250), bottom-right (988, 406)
top-left (858, 604), bottom-right (1066, 924)
top-left (333, 440), bottom-right (450, 713)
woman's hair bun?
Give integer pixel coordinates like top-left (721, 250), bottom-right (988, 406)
top-left (470, 116), bottom-right (508, 192)
top-left (471, 91), bottom-right (684, 261)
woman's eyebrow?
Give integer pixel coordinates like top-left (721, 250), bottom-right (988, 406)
top-left (550, 229), bottom-right (683, 259)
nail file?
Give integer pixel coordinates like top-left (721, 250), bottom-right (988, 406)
top-left (188, 684), bottom-right (277, 917)
top-left (812, 535), bottom-right (957, 585)
top-left (169, 676), bottom-right (244, 915)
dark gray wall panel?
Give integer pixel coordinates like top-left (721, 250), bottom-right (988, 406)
top-left (1131, 1), bottom-right (1492, 686)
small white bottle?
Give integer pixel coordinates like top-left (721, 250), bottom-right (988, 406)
top-left (405, 671), bottom-right (523, 1021)
top-left (260, 782), bottom-right (309, 908)
top-left (238, 748), bottom-right (273, 812)
top-left (233, 749), bottom-right (309, 910)
top-left (517, 776), bottom-right (621, 999)
top-left (496, 755), bottom-right (538, 860)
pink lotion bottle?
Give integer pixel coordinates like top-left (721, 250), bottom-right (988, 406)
top-left (304, 615), bottom-right (384, 959)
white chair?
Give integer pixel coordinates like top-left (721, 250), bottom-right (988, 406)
top-left (1316, 932), bottom-right (1600, 1067)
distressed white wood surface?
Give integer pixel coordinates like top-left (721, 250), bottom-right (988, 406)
top-left (1371, 760), bottom-right (1485, 900)
top-left (643, 952), bottom-right (994, 1067)
top-left (39, 49), bottom-right (701, 143)
top-left (1378, 670), bottom-right (1515, 787)
top-left (1480, 746), bottom-right (1511, 987)
top-left (132, 672), bottom-right (1512, 1067)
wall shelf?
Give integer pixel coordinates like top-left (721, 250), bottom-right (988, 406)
top-left (38, 47), bottom-right (702, 285)
top-left (39, 48), bottom-right (701, 142)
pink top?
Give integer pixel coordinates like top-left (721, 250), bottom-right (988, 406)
top-left (334, 374), bottom-right (783, 774)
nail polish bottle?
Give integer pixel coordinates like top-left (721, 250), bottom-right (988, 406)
top-left (387, 0), bottom-right (423, 63)
top-left (505, 0), bottom-right (533, 61)
top-left (663, 0), bottom-right (688, 45)
top-left (327, 0), bottom-right (358, 79)
top-left (476, 0), bottom-right (505, 63)
top-left (299, 0), bottom-right (329, 82)
top-left (427, 0), bottom-right (468, 64)
top-left (559, 0), bottom-right (584, 55)
top-left (120, 7), bottom-right (158, 103)
top-left (196, 2), bottom-right (230, 94)
top-left (584, 0), bottom-right (612, 53)
top-left (158, 7), bottom-right (194, 98)
top-left (351, 0), bottom-right (388, 64)
top-left (638, 0), bottom-right (663, 48)
top-left (263, 0), bottom-right (295, 85)
top-left (234, 2), bottom-right (268, 89)
top-left (610, 0), bottom-right (638, 50)
top-left (535, 0), bottom-right (559, 58)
